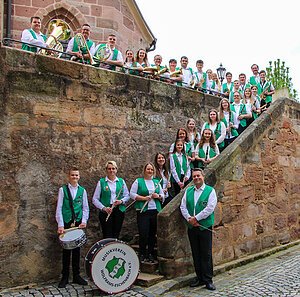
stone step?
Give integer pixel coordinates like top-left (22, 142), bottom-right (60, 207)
top-left (130, 244), bottom-right (157, 252)
top-left (140, 259), bottom-right (159, 274)
top-left (135, 272), bottom-right (165, 287)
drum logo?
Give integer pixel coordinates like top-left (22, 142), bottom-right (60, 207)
top-left (105, 256), bottom-right (126, 279)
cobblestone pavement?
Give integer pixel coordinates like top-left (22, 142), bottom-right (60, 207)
top-left (1, 244), bottom-right (299, 297)
top-left (157, 244), bottom-right (300, 297)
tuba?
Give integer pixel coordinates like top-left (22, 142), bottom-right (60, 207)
top-left (39, 19), bottom-right (71, 57)
top-left (73, 33), bottom-right (96, 65)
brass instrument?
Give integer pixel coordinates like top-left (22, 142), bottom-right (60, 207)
top-left (170, 68), bottom-right (182, 77)
top-left (143, 65), bottom-right (160, 74)
top-left (73, 33), bottom-right (96, 65)
top-left (156, 65), bottom-right (169, 76)
top-left (39, 19), bottom-right (71, 57)
top-left (94, 43), bottom-right (112, 63)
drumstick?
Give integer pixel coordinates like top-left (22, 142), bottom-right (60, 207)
top-left (105, 185), bottom-right (124, 222)
top-left (140, 178), bottom-right (162, 213)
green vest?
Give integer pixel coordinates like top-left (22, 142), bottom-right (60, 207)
top-left (257, 81), bottom-right (273, 104)
top-left (171, 153), bottom-right (188, 182)
top-left (95, 44), bottom-right (119, 70)
top-left (249, 76), bottom-right (259, 86)
top-left (194, 72), bottom-right (207, 89)
top-left (230, 103), bottom-right (247, 127)
top-left (99, 177), bottom-right (126, 212)
top-left (185, 185), bottom-right (214, 230)
top-left (21, 29), bottom-right (47, 53)
top-left (197, 146), bottom-right (217, 168)
top-left (134, 178), bottom-right (162, 212)
top-left (220, 113), bottom-right (238, 137)
top-left (62, 184), bottom-right (84, 224)
top-left (222, 82), bottom-right (233, 93)
top-left (73, 38), bottom-right (93, 54)
top-left (204, 122), bottom-right (224, 149)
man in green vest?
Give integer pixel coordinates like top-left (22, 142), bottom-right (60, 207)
top-left (56, 167), bottom-right (89, 288)
top-left (180, 168), bottom-right (217, 291)
top-left (249, 64), bottom-right (260, 86)
top-left (21, 16), bottom-right (48, 53)
top-left (94, 34), bottom-right (124, 71)
top-left (66, 23), bottom-right (95, 64)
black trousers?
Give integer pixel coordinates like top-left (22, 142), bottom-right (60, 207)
top-left (62, 221), bottom-right (81, 278)
top-left (237, 125), bottom-right (247, 135)
top-left (171, 174), bottom-right (190, 197)
top-left (137, 209), bottom-right (158, 257)
top-left (224, 137), bottom-right (237, 149)
top-left (99, 207), bottom-right (125, 239)
top-left (188, 227), bottom-right (213, 284)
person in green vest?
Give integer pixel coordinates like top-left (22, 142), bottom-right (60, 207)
top-left (66, 23), bottom-right (95, 64)
top-left (257, 70), bottom-right (275, 108)
top-left (94, 34), bottom-right (124, 71)
top-left (222, 72), bottom-right (234, 98)
top-left (168, 58), bottom-right (183, 86)
top-left (238, 73), bottom-right (251, 97)
top-left (130, 162), bottom-right (164, 263)
top-left (230, 91), bottom-right (252, 135)
top-left (248, 64), bottom-right (260, 86)
top-left (21, 16), bottom-right (48, 53)
top-left (229, 80), bottom-right (243, 103)
top-left (180, 56), bottom-right (194, 88)
top-left (135, 48), bottom-right (150, 68)
top-left (56, 166), bottom-right (89, 288)
top-left (180, 168), bottom-right (217, 291)
top-left (201, 109), bottom-right (226, 152)
top-left (195, 129), bottom-right (220, 168)
top-left (218, 98), bottom-right (239, 149)
top-left (92, 161), bottom-right (130, 239)
top-left (170, 139), bottom-right (191, 197)
top-left (250, 85), bottom-right (263, 115)
top-left (193, 60), bottom-right (207, 92)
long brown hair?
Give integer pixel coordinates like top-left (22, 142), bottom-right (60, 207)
top-left (219, 98), bottom-right (231, 121)
top-left (199, 128), bottom-right (216, 148)
top-left (208, 109), bottom-right (220, 124)
top-left (154, 152), bottom-right (169, 180)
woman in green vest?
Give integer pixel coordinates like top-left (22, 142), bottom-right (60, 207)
top-left (154, 152), bottom-right (171, 207)
top-left (218, 98), bottom-right (239, 149)
top-left (135, 48), bottom-right (150, 68)
top-left (250, 85), bottom-right (263, 116)
top-left (130, 162), bottom-right (164, 263)
top-left (201, 109), bottom-right (226, 152)
top-left (169, 128), bottom-right (195, 165)
top-left (170, 139), bottom-right (191, 197)
top-left (92, 161), bottom-right (130, 239)
top-left (186, 118), bottom-right (201, 168)
top-left (195, 129), bottom-right (219, 168)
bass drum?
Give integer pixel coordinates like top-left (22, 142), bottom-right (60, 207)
top-left (85, 238), bottom-right (139, 294)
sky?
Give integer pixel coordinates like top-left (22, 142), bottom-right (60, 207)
top-left (135, 0), bottom-right (300, 96)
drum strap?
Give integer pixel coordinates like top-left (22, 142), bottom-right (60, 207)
top-left (65, 184), bottom-right (77, 225)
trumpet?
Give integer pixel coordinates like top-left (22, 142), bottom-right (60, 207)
top-left (73, 33), bottom-right (96, 65)
top-left (39, 19), bottom-right (71, 58)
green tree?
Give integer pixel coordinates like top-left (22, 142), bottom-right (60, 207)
top-left (266, 59), bottom-right (298, 100)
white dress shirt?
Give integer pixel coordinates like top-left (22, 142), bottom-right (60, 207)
top-left (55, 183), bottom-right (89, 228)
top-left (66, 37), bottom-right (96, 56)
top-left (195, 143), bottom-right (220, 158)
top-left (130, 178), bottom-right (164, 210)
top-left (21, 29), bottom-right (47, 49)
top-left (180, 183), bottom-right (217, 222)
top-left (92, 176), bottom-right (130, 211)
top-left (201, 122), bottom-right (226, 145)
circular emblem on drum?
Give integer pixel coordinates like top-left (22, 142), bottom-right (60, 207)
top-left (88, 241), bottom-right (139, 294)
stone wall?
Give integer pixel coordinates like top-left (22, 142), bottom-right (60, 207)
top-left (158, 98), bottom-right (300, 278)
top-left (0, 45), bottom-right (220, 288)
top-left (3, 0), bottom-right (154, 54)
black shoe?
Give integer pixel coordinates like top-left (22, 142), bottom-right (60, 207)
top-left (205, 282), bottom-right (216, 290)
top-left (189, 278), bottom-right (205, 287)
top-left (148, 254), bottom-right (155, 263)
top-left (73, 275), bottom-right (88, 286)
top-left (58, 277), bottom-right (69, 288)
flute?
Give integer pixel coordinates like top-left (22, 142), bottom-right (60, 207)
top-left (105, 184), bottom-right (124, 222)
top-left (140, 178), bottom-right (162, 213)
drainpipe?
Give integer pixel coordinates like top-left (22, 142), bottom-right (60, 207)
top-left (146, 38), bottom-right (156, 53)
top-left (6, 0), bottom-right (12, 38)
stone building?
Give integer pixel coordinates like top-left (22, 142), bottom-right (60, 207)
top-left (1, 0), bottom-right (156, 54)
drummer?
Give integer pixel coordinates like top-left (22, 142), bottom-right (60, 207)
top-left (92, 161), bottom-right (130, 239)
top-left (130, 162), bottom-right (164, 263)
top-left (55, 167), bottom-right (89, 288)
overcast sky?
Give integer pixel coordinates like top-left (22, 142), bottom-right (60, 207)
top-left (135, 0), bottom-right (300, 96)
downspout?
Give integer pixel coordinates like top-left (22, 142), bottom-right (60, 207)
top-left (146, 38), bottom-right (156, 53)
top-left (6, 0), bottom-right (12, 38)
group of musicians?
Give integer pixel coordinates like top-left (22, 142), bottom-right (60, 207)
top-left (21, 15), bottom-right (275, 292)
top-left (20, 16), bottom-right (275, 107)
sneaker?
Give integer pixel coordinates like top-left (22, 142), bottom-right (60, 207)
top-left (73, 275), bottom-right (88, 286)
top-left (58, 277), bottom-right (69, 288)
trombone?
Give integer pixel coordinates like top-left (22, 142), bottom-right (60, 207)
top-left (73, 33), bottom-right (96, 65)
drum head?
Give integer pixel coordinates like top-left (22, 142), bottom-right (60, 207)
top-left (91, 241), bottom-right (139, 294)
top-left (59, 229), bottom-right (84, 242)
